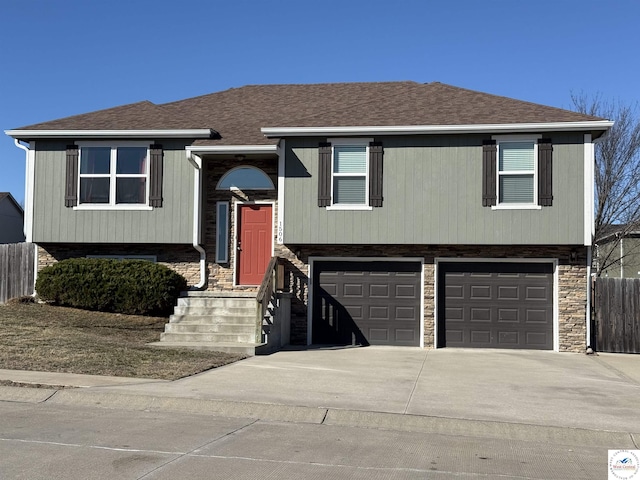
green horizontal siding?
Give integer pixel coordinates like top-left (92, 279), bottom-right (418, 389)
top-left (32, 140), bottom-right (193, 244)
top-left (283, 134), bottom-right (585, 245)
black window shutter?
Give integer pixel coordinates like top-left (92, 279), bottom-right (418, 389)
top-left (538, 139), bottom-right (553, 206)
top-left (149, 144), bottom-right (163, 207)
top-left (369, 142), bottom-right (383, 207)
top-left (318, 142), bottom-right (331, 207)
top-left (482, 140), bottom-right (497, 207)
top-left (65, 145), bottom-right (79, 207)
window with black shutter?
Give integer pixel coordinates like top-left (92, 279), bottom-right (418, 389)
top-left (483, 136), bottom-right (552, 208)
top-left (317, 139), bottom-right (383, 208)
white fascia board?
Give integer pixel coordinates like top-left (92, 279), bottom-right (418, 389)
top-left (261, 121), bottom-right (614, 137)
top-left (5, 129), bottom-right (214, 139)
top-left (186, 145), bottom-right (278, 154)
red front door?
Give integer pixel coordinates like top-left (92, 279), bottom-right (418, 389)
top-left (237, 204), bottom-right (273, 285)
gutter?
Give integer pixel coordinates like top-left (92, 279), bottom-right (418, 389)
top-left (186, 150), bottom-right (206, 289)
top-left (5, 129), bottom-right (215, 139)
top-left (261, 120), bottom-right (614, 138)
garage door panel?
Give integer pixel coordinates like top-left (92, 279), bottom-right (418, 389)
top-left (369, 329), bottom-right (389, 342)
top-left (525, 286), bottom-right (548, 300)
top-left (497, 286), bottom-right (518, 299)
top-left (446, 285), bottom-right (464, 299)
top-left (396, 306), bottom-right (417, 319)
top-left (313, 261), bottom-right (421, 346)
top-left (498, 331), bottom-right (519, 345)
top-left (498, 308), bottom-right (519, 322)
top-left (439, 262), bottom-right (553, 350)
top-left (369, 306), bottom-right (389, 320)
top-left (471, 330), bottom-right (491, 344)
top-left (395, 329), bottom-right (416, 343)
top-left (470, 285), bottom-right (491, 299)
top-left (343, 284), bottom-right (363, 297)
top-left (470, 308), bottom-right (491, 322)
top-left (369, 284), bottom-right (390, 297)
top-left (396, 284), bottom-right (417, 297)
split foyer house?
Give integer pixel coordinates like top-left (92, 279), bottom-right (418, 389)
top-left (6, 81), bottom-right (613, 353)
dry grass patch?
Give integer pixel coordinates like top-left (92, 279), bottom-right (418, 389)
top-left (0, 302), bottom-right (246, 380)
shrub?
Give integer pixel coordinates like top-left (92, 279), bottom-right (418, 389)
top-left (36, 258), bottom-right (187, 316)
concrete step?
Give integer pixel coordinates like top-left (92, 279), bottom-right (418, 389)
top-left (173, 305), bottom-right (257, 316)
top-left (160, 332), bottom-right (256, 343)
top-left (177, 297), bottom-right (256, 309)
top-left (147, 341), bottom-right (262, 356)
top-left (169, 314), bottom-right (256, 325)
top-left (164, 323), bottom-right (256, 334)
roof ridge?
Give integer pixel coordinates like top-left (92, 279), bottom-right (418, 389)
top-left (160, 81), bottom-right (421, 108)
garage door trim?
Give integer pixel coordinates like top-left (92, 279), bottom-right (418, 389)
top-left (434, 257), bottom-right (559, 351)
top-left (308, 256), bottom-right (425, 346)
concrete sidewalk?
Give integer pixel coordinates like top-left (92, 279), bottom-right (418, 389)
top-left (1, 348), bottom-right (639, 436)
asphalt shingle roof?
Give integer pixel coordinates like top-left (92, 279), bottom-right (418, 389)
top-left (12, 81), bottom-right (605, 145)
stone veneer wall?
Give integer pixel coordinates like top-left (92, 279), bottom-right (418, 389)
top-left (36, 240), bottom-right (588, 351)
top-left (287, 244), bottom-right (588, 352)
top-left (37, 244), bottom-right (202, 286)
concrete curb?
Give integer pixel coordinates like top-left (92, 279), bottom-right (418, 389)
top-left (47, 389), bottom-right (328, 424)
top-left (0, 386), bottom-right (57, 403)
top-left (2, 385), bottom-right (638, 449)
top-left (324, 409), bottom-right (639, 448)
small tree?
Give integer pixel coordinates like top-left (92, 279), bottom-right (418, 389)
top-left (572, 93), bottom-right (640, 275)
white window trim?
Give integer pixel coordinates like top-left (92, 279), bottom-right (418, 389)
top-left (216, 201), bottom-right (230, 263)
top-left (491, 134), bottom-right (542, 210)
top-left (216, 165), bottom-right (275, 190)
top-left (326, 137), bottom-right (373, 210)
top-left (74, 141), bottom-right (152, 210)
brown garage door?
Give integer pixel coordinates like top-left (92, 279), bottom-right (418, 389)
top-left (312, 261), bottom-right (422, 346)
top-left (438, 262), bottom-right (553, 350)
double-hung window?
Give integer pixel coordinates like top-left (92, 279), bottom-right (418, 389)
top-left (481, 134), bottom-right (551, 209)
top-left (75, 142), bottom-right (151, 208)
top-left (318, 138), bottom-right (383, 209)
top-left (332, 143), bottom-right (368, 206)
top-left (498, 140), bottom-right (537, 205)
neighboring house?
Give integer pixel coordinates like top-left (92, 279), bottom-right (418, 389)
top-left (0, 192), bottom-right (25, 243)
top-left (596, 230), bottom-right (640, 278)
top-left (5, 81), bottom-right (613, 353)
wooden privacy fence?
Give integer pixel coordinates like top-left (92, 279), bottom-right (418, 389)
top-left (0, 243), bottom-right (35, 304)
top-left (594, 277), bottom-right (640, 353)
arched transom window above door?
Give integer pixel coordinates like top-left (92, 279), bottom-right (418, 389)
top-left (216, 166), bottom-right (275, 190)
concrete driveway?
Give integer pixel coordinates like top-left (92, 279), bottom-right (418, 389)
top-left (89, 347), bottom-right (640, 433)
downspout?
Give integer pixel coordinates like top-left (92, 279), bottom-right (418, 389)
top-left (14, 139), bottom-right (38, 296)
top-left (586, 246), bottom-right (593, 351)
top-left (14, 139), bottom-right (32, 241)
top-left (186, 150), bottom-right (206, 289)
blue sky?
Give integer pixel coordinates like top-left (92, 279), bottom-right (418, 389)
top-left (1, 0), bottom-right (638, 204)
